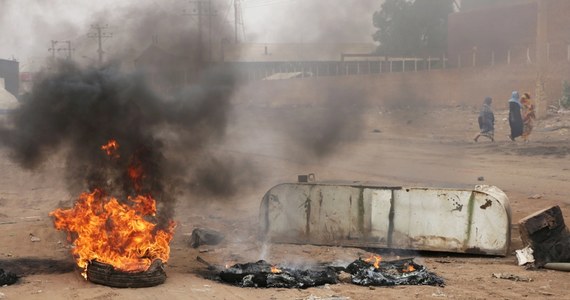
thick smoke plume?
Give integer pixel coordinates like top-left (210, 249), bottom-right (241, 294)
top-left (0, 62), bottom-right (237, 227)
top-left (279, 86), bottom-right (367, 159)
top-left (0, 0), bottom-right (255, 226)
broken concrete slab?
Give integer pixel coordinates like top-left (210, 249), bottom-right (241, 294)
top-left (259, 182), bottom-right (511, 256)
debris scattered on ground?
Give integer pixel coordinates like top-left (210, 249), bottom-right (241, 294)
top-left (345, 258), bottom-right (445, 287)
top-left (29, 233), bottom-right (40, 242)
top-left (492, 273), bottom-right (532, 282)
top-left (528, 194), bottom-right (543, 199)
top-left (515, 246), bottom-right (535, 266)
top-left (0, 268), bottom-right (18, 286)
top-left (189, 228), bottom-right (225, 248)
top-left (337, 271), bottom-right (352, 283)
top-left (209, 256), bottom-right (444, 289)
top-left (431, 289), bottom-right (447, 297)
top-left (477, 176), bottom-right (485, 181)
top-left (219, 260), bottom-right (338, 289)
top-left (518, 205), bottom-right (570, 267)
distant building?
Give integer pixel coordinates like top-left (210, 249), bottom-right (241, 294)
top-left (448, 0), bottom-right (570, 66)
top-left (0, 58), bottom-right (19, 98)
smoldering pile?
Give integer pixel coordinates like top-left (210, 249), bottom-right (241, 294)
top-left (201, 257), bottom-right (444, 289)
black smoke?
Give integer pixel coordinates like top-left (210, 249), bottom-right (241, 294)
top-left (0, 61), bottom-right (237, 227)
top-left (278, 86), bottom-right (367, 159)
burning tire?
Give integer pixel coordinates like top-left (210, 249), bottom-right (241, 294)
top-left (86, 259), bottom-right (166, 288)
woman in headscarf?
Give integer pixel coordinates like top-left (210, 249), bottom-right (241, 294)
top-left (474, 96), bottom-right (495, 142)
top-left (520, 92), bottom-right (536, 142)
top-left (508, 91), bottom-right (523, 141)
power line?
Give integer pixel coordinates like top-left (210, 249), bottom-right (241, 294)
top-left (48, 40), bottom-right (74, 61)
top-left (88, 24), bottom-right (112, 65)
top-left (57, 41), bottom-right (75, 60)
top-left (48, 40), bottom-right (59, 59)
top-left (243, 0), bottom-right (299, 8)
top-left (185, 0), bottom-right (218, 62)
top-left (234, 0), bottom-right (246, 43)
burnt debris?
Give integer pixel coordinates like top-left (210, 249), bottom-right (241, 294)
top-left (220, 260), bottom-right (338, 289)
top-left (518, 205), bottom-right (570, 267)
top-left (216, 257), bottom-right (444, 288)
top-left (0, 268), bottom-right (18, 286)
top-left (346, 258), bottom-right (445, 287)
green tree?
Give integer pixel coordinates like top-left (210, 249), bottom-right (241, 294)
top-left (372, 0), bottom-right (454, 57)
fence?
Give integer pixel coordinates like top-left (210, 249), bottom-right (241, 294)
top-left (233, 42), bottom-right (570, 81)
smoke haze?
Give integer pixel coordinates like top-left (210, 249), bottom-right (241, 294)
top-left (0, 0), bottom-right (381, 60)
top-left (0, 0), bottom-right (245, 226)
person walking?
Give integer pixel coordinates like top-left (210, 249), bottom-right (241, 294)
top-left (474, 96), bottom-right (495, 142)
top-left (508, 91), bottom-right (523, 141)
top-left (520, 92), bottom-right (536, 142)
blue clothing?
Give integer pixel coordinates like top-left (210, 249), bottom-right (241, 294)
top-left (478, 103), bottom-right (494, 134)
top-left (508, 91), bottom-right (521, 108)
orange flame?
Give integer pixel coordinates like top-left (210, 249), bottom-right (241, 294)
top-left (402, 264), bottom-right (416, 273)
top-left (270, 265), bottom-right (282, 273)
top-left (101, 139), bottom-right (120, 158)
top-left (364, 255), bottom-right (382, 269)
top-left (50, 140), bottom-right (175, 278)
top-left (128, 158), bottom-right (144, 192)
top-left (50, 190), bottom-right (175, 275)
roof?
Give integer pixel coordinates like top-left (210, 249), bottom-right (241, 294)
top-left (262, 72), bottom-right (312, 80)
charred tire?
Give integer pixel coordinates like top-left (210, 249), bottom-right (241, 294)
top-left (86, 259), bottom-right (166, 288)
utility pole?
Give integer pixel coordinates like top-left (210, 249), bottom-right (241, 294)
top-left (186, 0), bottom-right (217, 62)
top-left (88, 24), bottom-right (112, 65)
top-left (234, 0), bottom-right (239, 43)
top-left (208, 0), bottom-right (214, 62)
top-left (48, 40), bottom-right (59, 59)
top-left (233, 0), bottom-right (245, 43)
top-left (57, 41), bottom-right (74, 60)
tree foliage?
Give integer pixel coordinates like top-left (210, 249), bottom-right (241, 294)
top-left (372, 0), bottom-right (454, 57)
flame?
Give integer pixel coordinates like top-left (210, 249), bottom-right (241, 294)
top-left (101, 139), bottom-right (120, 158)
top-left (270, 265), bottom-right (282, 273)
top-left (50, 140), bottom-right (175, 278)
top-left (402, 264), bottom-right (416, 273)
top-left (364, 255), bottom-right (382, 269)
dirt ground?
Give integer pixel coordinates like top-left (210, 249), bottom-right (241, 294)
top-left (1, 100), bottom-right (570, 300)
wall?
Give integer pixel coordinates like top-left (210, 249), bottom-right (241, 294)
top-left (235, 63), bottom-right (569, 110)
top-left (0, 59), bottom-right (19, 98)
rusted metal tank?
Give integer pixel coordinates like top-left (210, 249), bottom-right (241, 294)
top-left (259, 181), bottom-right (511, 256)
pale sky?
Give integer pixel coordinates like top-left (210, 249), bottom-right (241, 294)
top-left (0, 0), bottom-right (380, 65)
